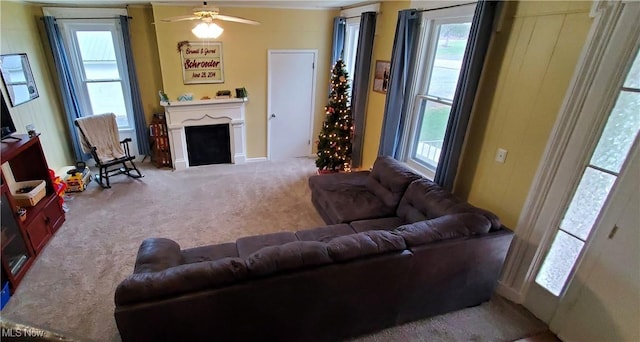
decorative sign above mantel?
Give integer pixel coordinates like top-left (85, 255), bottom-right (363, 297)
top-left (179, 41), bottom-right (224, 84)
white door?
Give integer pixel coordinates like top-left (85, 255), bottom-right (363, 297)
top-left (552, 147), bottom-right (639, 341)
top-left (522, 2), bottom-right (640, 338)
top-left (268, 50), bottom-right (316, 160)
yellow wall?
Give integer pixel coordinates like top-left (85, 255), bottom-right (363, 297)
top-left (0, 1), bottom-right (73, 170)
top-left (361, 0), bottom-right (410, 168)
top-left (0, 3), bottom-right (162, 168)
top-left (0, 0), bottom-right (594, 229)
top-left (358, 1), bottom-right (592, 228)
top-left (128, 5), bottom-right (164, 124)
top-left (152, 5), bottom-right (337, 158)
top-left (455, 1), bottom-right (593, 228)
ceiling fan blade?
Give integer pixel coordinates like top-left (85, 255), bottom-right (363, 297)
top-left (215, 14), bottom-right (260, 25)
top-left (161, 15), bottom-right (201, 23)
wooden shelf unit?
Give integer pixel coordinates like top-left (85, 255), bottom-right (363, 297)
top-left (150, 113), bottom-right (171, 168)
top-left (1, 134), bottom-right (65, 293)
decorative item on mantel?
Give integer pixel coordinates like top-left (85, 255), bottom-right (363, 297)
top-left (216, 90), bottom-right (231, 99)
top-left (235, 87), bottom-right (248, 98)
top-left (158, 90), bottom-right (170, 105)
top-left (178, 93), bottom-right (194, 101)
top-left (316, 59), bottom-right (353, 174)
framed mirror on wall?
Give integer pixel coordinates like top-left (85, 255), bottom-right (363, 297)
top-left (0, 53), bottom-right (39, 107)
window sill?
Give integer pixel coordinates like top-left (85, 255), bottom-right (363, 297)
top-left (403, 159), bottom-right (435, 181)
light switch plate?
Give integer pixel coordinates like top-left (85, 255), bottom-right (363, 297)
top-left (495, 148), bottom-right (508, 163)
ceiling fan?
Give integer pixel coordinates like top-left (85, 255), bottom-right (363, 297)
top-left (161, 2), bottom-right (261, 26)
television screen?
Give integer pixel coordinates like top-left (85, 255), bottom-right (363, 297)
top-left (1, 93), bottom-right (16, 138)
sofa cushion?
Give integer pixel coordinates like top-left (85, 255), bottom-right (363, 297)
top-left (115, 257), bottom-right (248, 305)
top-left (245, 241), bottom-right (332, 276)
top-left (365, 156), bottom-right (421, 208)
top-left (394, 213), bottom-right (492, 247)
top-left (349, 217), bottom-right (407, 233)
top-left (182, 243), bottom-right (238, 264)
top-left (295, 224), bottom-right (356, 242)
top-left (397, 179), bottom-right (501, 231)
top-left (327, 230), bottom-right (406, 262)
top-left (236, 232), bottom-right (298, 258)
top-left (133, 238), bottom-right (183, 274)
top-left (308, 171), bottom-right (370, 192)
top-left (314, 187), bottom-right (395, 223)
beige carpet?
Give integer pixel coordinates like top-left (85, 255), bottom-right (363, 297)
top-left (1, 158), bottom-right (547, 341)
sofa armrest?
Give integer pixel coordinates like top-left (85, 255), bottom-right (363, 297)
top-left (308, 170), bottom-right (370, 192)
top-left (116, 257), bottom-right (248, 306)
top-left (133, 238), bottom-right (183, 274)
top-left (394, 213), bottom-right (492, 247)
top-left (365, 157), bottom-right (421, 208)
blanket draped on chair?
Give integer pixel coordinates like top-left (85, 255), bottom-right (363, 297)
top-left (76, 113), bottom-right (126, 162)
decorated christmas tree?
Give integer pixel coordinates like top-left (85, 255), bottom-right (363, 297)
top-left (316, 60), bottom-right (353, 172)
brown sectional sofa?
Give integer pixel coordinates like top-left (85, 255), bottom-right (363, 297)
top-left (114, 156), bottom-right (513, 341)
top-left (309, 156), bottom-right (501, 231)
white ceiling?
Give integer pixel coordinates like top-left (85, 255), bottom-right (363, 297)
top-left (20, 0), bottom-right (372, 10)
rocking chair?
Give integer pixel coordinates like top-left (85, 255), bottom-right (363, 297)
top-left (74, 113), bottom-right (143, 188)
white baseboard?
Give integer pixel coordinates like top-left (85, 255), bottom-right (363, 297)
top-left (245, 157), bottom-right (267, 163)
top-left (496, 280), bottom-right (523, 304)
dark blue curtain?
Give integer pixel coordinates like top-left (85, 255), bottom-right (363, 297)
top-left (331, 17), bottom-right (346, 67)
top-left (42, 16), bottom-right (89, 162)
top-left (378, 9), bottom-right (420, 158)
top-left (119, 15), bottom-right (150, 157)
top-left (350, 12), bottom-right (376, 168)
top-left (434, 1), bottom-right (498, 190)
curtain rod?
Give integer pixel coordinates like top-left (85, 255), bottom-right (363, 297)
top-left (341, 2), bottom-right (476, 20)
top-left (41, 16), bottom-right (132, 20)
top-left (342, 12), bottom-right (376, 20)
top-left (415, 2), bottom-right (477, 13)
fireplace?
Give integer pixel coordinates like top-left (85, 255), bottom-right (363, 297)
top-left (161, 98), bottom-right (247, 170)
top-left (185, 124), bottom-right (231, 166)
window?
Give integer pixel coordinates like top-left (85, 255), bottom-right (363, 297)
top-left (343, 18), bottom-right (360, 83)
top-left (339, 3), bottom-right (379, 91)
top-left (534, 49), bottom-right (640, 296)
top-left (402, 7), bottom-right (475, 178)
top-left (59, 21), bottom-right (135, 130)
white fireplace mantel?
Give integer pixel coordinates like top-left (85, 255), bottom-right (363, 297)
top-left (161, 98), bottom-right (247, 170)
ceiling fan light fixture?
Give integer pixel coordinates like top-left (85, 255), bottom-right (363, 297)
top-left (192, 22), bottom-right (224, 39)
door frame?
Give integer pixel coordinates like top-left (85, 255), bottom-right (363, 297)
top-left (266, 49), bottom-right (317, 161)
top-left (496, 0), bottom-right (640, 304)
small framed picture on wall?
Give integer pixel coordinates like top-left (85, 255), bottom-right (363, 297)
top-left (373, 60), bottom-right (390, 94)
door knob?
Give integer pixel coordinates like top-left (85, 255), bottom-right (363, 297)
top-left (271, 113), bottom-right (276, 118)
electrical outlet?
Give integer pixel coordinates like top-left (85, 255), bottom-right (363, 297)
top-left (495, 148), bottom-right (508, 163)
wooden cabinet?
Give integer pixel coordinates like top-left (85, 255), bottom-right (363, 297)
top-left (25, 210), bottom-right (51, 253)
top-left (1, 134), bottom-right (64, 292)
top-left (1, 186), bottom-right (34, 291)
top-left (43, 195), bottom-right (64, 234)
